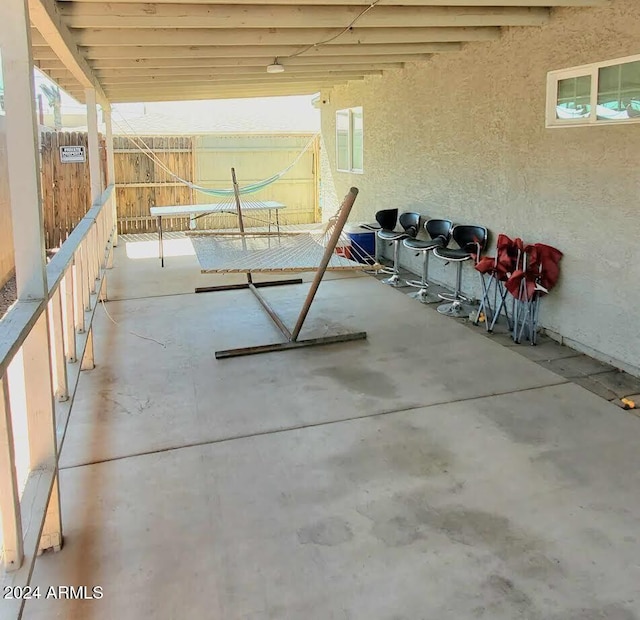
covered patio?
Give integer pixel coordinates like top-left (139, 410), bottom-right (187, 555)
top-left (18, 239), bottom-right (640, 619)
top-left (2, 0), bottom-right (640, 618)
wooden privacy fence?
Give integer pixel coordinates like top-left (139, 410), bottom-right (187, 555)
top-left (114, 135), bottom-right (194, 233)
top-left (114, 133), bottom-right (320, 234)
top-left (40, 131), bottom-right (107, 249)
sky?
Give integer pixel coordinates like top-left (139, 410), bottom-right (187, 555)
top-left (28, 68), bottom-right (321, 132)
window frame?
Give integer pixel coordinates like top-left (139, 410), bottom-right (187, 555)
top-left (335, 106), bottom-right (363, 173)
top-left (546, 53), bottom-right (640, 128)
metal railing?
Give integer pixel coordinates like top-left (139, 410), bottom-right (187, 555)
top-left (0, 184), bottom-right (116, 619)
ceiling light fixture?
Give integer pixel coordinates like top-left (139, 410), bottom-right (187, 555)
top-left (266, 59), bottom-right (285, 74)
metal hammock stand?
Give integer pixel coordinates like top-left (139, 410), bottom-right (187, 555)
top-left (191, 169), bottom-right (366, 359)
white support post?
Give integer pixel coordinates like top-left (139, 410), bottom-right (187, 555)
top-left (2, 0), bottom-right (48, 301)
top-left (86, 88), bottom-right (102, 206)
top-left (0, 375), bottom-right (23, 571)
top-left (104, 106), bottom-right (118, 248)
top-left (22, 313), bottom-right (62, 554)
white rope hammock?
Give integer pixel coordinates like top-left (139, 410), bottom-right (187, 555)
top-left (190, 230), bottom-right (366, 273)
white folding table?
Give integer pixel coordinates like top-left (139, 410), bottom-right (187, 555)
top-left (150, 200), bottom-right (286, 267)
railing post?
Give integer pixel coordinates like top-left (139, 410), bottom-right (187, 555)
top-left (0, 374), bottom-right (24, 571)
top-left (22, 313), bottom-right (62, 554)
top-left (106, 196), bottom-right (115, 269)
top-left (63, 267), bottom-right (77, 362)
top-left (82, 245), bottom-right (91, 312)
top-left (89, 226), bottom-right (97, 293)
top-left (74, 250), bottom-right (85, 333)
top-left (81, 327), bottom-right (95, 371)
top-left (49, 289), bottom-right (69, 402)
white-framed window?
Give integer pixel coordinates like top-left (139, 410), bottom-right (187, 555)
top-left (336, 106), bottom-right (363, 172)
top-left (546, 54), bottom-right (640, 128)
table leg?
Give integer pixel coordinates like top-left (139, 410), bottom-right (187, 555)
top-left (157, 215), bottom-right (164, 268)
top-left (276, 209), bottom-right (281, 236)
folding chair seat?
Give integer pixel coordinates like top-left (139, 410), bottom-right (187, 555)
top-left (403, 218), bottom-right (453, 303)
top-left (375, 210), bottom-right (421, 287)
top-left (433, 224), bottom-right (488, 318)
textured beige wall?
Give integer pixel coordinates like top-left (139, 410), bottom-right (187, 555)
top-left (0, 116), bottom-right (15, 288)
top-left (320, 0), bottom-right (640, 375)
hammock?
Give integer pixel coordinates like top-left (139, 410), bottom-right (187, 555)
top-left (190, 230), bottom-right (367, 273)
top-left (194, 179), bottom-right (371, 359)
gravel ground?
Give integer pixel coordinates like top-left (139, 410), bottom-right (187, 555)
top-left (0, 275), bottom-right (17, 320)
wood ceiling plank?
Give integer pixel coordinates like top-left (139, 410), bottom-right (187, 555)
top-left (55, 0), bottom-right (608, 6)
top-left (60, 5), bottom-right (549, 29)
top-left (93, 71), bottom-right (383, 84)
top-left (71, 26), bottom-right (502, 46)
top-left (79, 42), bottom-right (462, 58)
top-left (84, 56), bottom-right (420, 69)
top-left (92, 65), bottom-right (390, 77)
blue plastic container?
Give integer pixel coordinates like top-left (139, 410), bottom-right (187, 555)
top-left (345, 225), bottom-right (376, 264)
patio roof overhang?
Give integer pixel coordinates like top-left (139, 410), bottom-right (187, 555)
top-left (28, 0), bottom-right (607, 103)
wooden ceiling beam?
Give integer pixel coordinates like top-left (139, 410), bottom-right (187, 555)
top-left (59, 5), bottom-right (548, 29)
top-left (91, 65), bottom-right (390, 78)
top-left (27, 0), bottom-right (108, 104)
top-left (77, 42), bottom-right (462, 59)
top-left (109, 88), bottom-right (326, 103)
top-left (92, 71), bottom-right (383, 84)
top-left (70, 26), bottom-right (501, 47)
top-left (101, 77), bottom-right (360, 88)
top-left (43, 65), bottom-right (388, 79)
top-left (38, 56), bottom-right (410, 71)
top-left (54, 0), bottom-right (608, 6)
top-left (89, 55), bottom-right (416, 69)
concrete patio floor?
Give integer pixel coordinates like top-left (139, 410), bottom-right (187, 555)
top-left (22, 236), bottom-right (640, 619)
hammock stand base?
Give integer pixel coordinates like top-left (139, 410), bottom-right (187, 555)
top-left (215, 331), bottom-right (367, 360)
top-left (195, 278), bottom-right (303, 294)
top-left (214, 280), bottom-right (366, 359)
top-left (207, 180), bottom-right (364, 360)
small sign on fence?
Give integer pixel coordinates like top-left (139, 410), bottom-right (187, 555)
top-left (59, 145), bottom-right (86, 163)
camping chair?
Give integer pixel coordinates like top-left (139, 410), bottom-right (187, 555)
top-left (403, 218), bottom-right (453, 303)
top-left (433, 224), bottom-right (488, 318)
top-left (473, 234), bottom-right (520, 332)
top-left (506, 242), bottom-right (563, 344)
top-left (376, 210), bottom-right (421, 287)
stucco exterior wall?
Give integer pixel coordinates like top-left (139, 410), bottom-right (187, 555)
top-left (320, 0), bottom-right (640, 376)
